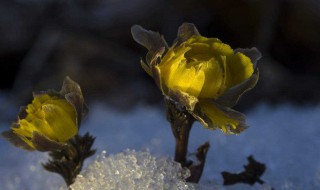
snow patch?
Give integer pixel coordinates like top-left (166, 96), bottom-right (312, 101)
top-left (70, 149), bottom-right (193, 190)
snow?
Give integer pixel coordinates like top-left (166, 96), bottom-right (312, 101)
top-left (70, 150), bottom-right (193, 190)
top-left (0, 99), bottom-right (320, 190)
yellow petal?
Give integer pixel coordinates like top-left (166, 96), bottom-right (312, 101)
top-left (159, 45), bottom-right (189, 68)
top-left (207, 37), bottom-right (222, 44)
top-left (226, 52), bottom-right (254, 88)
top-left (184, 36), bottom-right (222, 62)
top-left (13, 120), bottom-right (40, 149)
top-left (26, 94), bottom-right (51, 114)
top-left (160, 48), bottom-right (175, 66)
top-left (159, 58), bottom-right (180, 90)
top-left (14, 119), bottom-right (35, 138)
top-left (158, 46), bottom-right (190, 77)
top-left (211, 42), bottom-right (233, 56)
top-left (186, 67), bottom-right (205, 97)
top-left (199, 57), bottom-right (226, 98)
top-left (186, 35), bottom-right (221, 44)
top-left (185, 42), bottom-right (211, 61)
top-left (168, 61), bottom-right (195, 93)
top-left (42, 100), bottom-right (77, 142)
top-left (197, 100), bottom-right (245, 134)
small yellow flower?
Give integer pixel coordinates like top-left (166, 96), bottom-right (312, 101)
top-left (2, 77), bottom-right (88, 151)
top-left (132, 23), bottom-right (261, 134)
top-left (12, 94), bottom-right (77, 149)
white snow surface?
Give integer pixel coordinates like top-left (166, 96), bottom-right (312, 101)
top-left (0, 101), bottom-right (320, 190)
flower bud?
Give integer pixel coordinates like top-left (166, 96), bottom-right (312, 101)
top-left (2, 77), bottom-right (87, 151)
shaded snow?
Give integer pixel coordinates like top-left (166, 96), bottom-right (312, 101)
top-left (0, 102), bottom-right (320, 189)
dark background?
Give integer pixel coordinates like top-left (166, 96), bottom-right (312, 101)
top-left (1, 0), bottom-right (319, 117)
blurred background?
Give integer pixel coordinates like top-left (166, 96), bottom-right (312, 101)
top-left (1, 0), bottom-right (320, 121)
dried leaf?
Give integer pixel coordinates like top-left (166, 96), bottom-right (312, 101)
top-left (221, 155), bottom-right (266, 186)
top-left (186, 142), bottom-right (210, 183)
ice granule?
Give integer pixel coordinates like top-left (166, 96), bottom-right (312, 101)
top-left (70, 149), bottom-right (195, 190)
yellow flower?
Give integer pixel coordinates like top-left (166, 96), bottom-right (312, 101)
top-left (156, 35), bottom-right (253, 99)
top-left (12, 94), bottom-right (77, 150)
top-left (2, 77), bottom-right (88, 151)
top-left (132, 23), bottom-right (261, 134)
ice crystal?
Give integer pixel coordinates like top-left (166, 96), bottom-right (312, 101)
top-left (70, 149), bottom-right (194, 190)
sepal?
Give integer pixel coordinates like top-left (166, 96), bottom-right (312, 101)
top-left (32, 132), bottom-right (67, 152)
top-left (2, 128), bottom-right (34, 151)
top-left (131, 25), bottom-right (168, 65)
top-left (216, 69), bottom-right (259, 108)
top-left (175, 23), bottom-right (200, 44)
top-left (235, 47), bottom-right (262, 67)
top-left (60, 76), bottom-right (88, 127)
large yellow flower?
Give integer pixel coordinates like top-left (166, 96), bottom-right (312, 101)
top-left (2, 77), bottom-right (88, 151)
top-left (132, 23), bottom-right (261, 134)
top-left (156, 35), bottom-right (253, 99)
